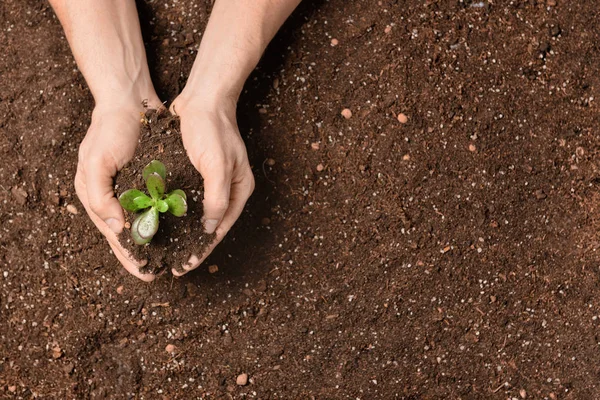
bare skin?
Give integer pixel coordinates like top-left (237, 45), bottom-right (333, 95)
top-left (49, 0), bottom-right (301, 281)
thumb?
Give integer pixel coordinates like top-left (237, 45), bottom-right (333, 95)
top-left (86, 157), bottom-right (125, 234)
top-left (201, 162), bottom-right (231, 234)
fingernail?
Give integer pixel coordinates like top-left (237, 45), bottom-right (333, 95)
top-left (204, 219), bottom-right (219, 234)
top-left (105, 218), bottom-right (122, 234)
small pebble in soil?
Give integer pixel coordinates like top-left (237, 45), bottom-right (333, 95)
top-left (311, 142), bottom-right (320, 150)
top-left (397, 113), bottom-right (408, 124)
top-left (208, 264), bottom-right (219, 274)
top-left (330, 38), bottom-right (339, 46)
top-left (535, 189), bottom-right (547, 200)
top-left (165, 344), bottom-right (177, 353)
top-left (124, 222), bottom-right (131, 229)
top-left (266, 158), bottom-right (276, 166)
top-left (341, 108), bottom-right (353, 119)
top-left (384, 25), bottom-right (392, 34)
top-left (402, 154), bottom-right (411, 161)
top-left (261, 217), bottom-right (271, 226)
top-left (236, 373), bottom-right (248, 386)
top-left (66, 204), bottom-right (78, 215)
top-left (52, 346), bottom-right (62, 359)
top-left (8, 386), bottom-right (16, 393)
top-left (11, 186), bottom-right (28, 206)
top-left (116, 286), bottom-right (124, 295)
top-left (520, 389), bottom-right (527, 398)
top-left (468, 144), bottom-right (477, 152)
top-left (316, 164), bottom-right (324, 172)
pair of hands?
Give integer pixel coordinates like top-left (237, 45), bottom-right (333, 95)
top-left (75, 94), bottom-right (254, 281)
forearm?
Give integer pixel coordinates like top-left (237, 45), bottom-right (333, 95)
top-left (181, 0), bottom-right (301, 104)
top-left (49, 0), bottom-right (156, 111)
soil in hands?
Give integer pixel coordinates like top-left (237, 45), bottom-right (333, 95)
top-left (115, 109), bottom-right (215, 274)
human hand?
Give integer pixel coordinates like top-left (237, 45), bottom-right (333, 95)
top-left (169, 95), bottom-right (255, 276)
top-left (75, 104), bottom-right (159, 282)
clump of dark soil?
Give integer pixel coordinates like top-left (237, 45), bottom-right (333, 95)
top-left (115, 109), bottom-right (215, 274)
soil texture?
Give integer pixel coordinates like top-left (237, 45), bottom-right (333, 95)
top-left (3, 0), bottom-right (600, 399)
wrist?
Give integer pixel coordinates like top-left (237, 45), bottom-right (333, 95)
top-left (172, 85), bottom-right (237, 118)
top-left (92, 74), bottom-right (161, 114)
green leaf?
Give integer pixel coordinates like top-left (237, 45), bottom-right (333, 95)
top-left (135, 207), bottom-right (159, 240)
top-left (165, 193), bottom-right (187, 217)
top-left (131, 213), bottom-right (152, 245)
top-left (142, 160), bottom-right (167, 182)
top-left (119, 189), bottom-right (153, 212)
top-left (145, 173), bottom-right (165, 200)
top-left (156, 199), bottom-right (169, 213)
top-left (168, 189), bottom-right (187, 201)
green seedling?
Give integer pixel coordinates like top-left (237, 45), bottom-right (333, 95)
top-left (118, 160), bottom-right (187, 245)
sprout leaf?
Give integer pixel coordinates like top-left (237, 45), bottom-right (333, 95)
top-left (142, 160), bottom-right (166, 181)
top-left (168, 189), bottom-right (187, 201)
top-left (135, 207), bottom-right (159, 240)
top-left (119, 189), bottom-right (153, 212)
top-left (156, 199), bottom-right (169, 213)
top-left (165, 193), bottom-right (187, 217)
top-left (131, 214), bottom-right (152, 245)
top-left (146, 173), bottom-right (165, 200)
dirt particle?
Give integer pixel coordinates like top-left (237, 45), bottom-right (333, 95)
top-left (468, 144), bottom-right (477, 152)
top-left (66, 204), bottom-right (78, 215)
top-left (63, 363), bottom-right (75, 375)
top-left (576, 146), bottom-right (585, 157)
top-left (266, 158), bottom-right (276, 166)
top-left (520, 389), bottom-right (527, 398)
top-left (402, 154), bottom-right (411, 161)
top-left (52, 346), bottom-right (63, 359)
top-left (397, 113), bottom-right (408, 124)
top-left (8, 386), bottom-right (16, 393)
top-left (208, 264), bottom-right (219, 274)
top-left (258, 107), bottom-right (268, 114)
top-left (116, 286), bottom-right (124, 295)
top-left (236, 373), bottom-right (248, 386)
top-left (261, 217), bottom-right (271, 226)
top-left (341, 108), bottom-right (353, 119)
top-left (330, 38), bottom-right (339, 46)
top-left (535, 189), bottom-right (547, 200)
top-left (11, 186), bottom-right (28, 206)
top-left (124, 222), bottom-right (131, 229)
top-left (316, 163), bottom-right (325, 172)
top-left (165, 344), bottom-right (177, 353)
top-left (384, 25), bottom-right (392, 34)
top-left (311, 142), bottom-right (320, 150)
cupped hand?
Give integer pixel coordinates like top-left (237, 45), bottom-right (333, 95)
top-left (169, 95), bottom-right (255, 276)
top-left (75, 102), bottom-right (161, 282)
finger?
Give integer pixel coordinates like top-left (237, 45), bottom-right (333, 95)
top-left (84, 154), bottom-right (125, 234)
top-left (76, 169), bottom-right (151, 278)
top-left (108, 241), bottom-right (155, 282)
top-left (172, 169), bottom-right (254, 276)
top-left (184, 134), bottom-right (233, 234)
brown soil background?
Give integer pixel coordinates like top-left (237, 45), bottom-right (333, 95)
top-left (3, 0), bottom-right (600, 398)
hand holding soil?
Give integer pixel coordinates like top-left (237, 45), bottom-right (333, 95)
top-left (168, 96), bottom-right (254, 276)
top-left (74, 106), bottom-right (158, 282)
